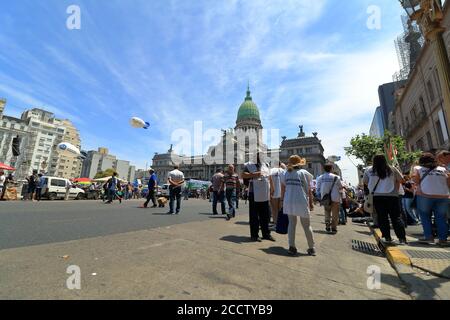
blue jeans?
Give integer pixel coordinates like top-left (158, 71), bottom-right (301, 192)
top-left (225, 189), bottom-right (237, 217)
top-left (169, 186), bottom-right (182, 213)
top-left (402, 197), bottom-right (420, 223)
top-left (416, 196), bottom-right (449, 241)
top-left (339, 204), bottom-right (347, 224)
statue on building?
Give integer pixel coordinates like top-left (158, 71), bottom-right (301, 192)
top-left (298, 125), bottom-right (305, 138)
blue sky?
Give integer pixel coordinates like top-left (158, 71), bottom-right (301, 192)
top-left (0, 0), bottom-right (405, 183)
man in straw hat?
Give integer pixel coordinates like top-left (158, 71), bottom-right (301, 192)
top-left (281, 155), bottom-right (316, 256)
top-left (317, 163), bottom-right (343, 234)
top-left (242, 150), bottom-right (275, 242)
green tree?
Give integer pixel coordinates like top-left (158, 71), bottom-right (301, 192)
top-left (345, 132), bottom-right (420, 169)
top-left (94, 168), bottom-right (116, 179)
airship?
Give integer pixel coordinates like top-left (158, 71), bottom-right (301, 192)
top-left (57, 142), bottom-right (81, 157)
top-left (130, 117), bottom-right (150, 129)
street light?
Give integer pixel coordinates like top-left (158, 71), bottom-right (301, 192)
top-left (398, 0), bottom-right (450, 143)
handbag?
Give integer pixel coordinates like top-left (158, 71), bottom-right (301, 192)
top-left (320, 176), bottom-right (337, 206)
top-left (276, 209), bottom-right (289, 235)
top-left (364, 178), bottom-right (380, 214)
top-left (411, 168), bottom-right (433, 209)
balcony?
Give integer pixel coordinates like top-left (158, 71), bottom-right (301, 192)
top-left (404, 110), bottom-right (427, 138)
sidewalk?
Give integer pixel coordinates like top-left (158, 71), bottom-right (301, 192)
top-left (0, 206), bottom-right (409, 300)
top-left (368, 222), bottom-right (450, 299)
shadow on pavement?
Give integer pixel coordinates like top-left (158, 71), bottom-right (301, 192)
top-left (260, 246), bottom-right (309, 257)
top-left (220, 235), bottom-right (253, 244)
top-left (235, 221), bottom-right (249, 226)
top-left (355, 230), bottom-right (373, 236)
top-left (198, 212), bottom-right (213, 215)
top-left (152, 212), bottom-right (172, 216)
top-left (313, 230), bottom-right (333, 235)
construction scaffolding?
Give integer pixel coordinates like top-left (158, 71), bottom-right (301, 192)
top-left (392, 15), bottom-right (425, 88)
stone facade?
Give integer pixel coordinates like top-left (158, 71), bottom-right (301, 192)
top-left (392, 2), bottom-right (450, 152)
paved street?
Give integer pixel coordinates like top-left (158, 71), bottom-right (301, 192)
top-left (0, 199), bottom-right (216, 250)
top-left (0, 199), bottom-right (416, 300)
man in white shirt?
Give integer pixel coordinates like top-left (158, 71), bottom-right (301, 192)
top-left (242, 152), bottom-right (275, 242)
top-left (167, 165), bottom-right (185, 215)
top-left (0, 171), bottom-right (5, 201)
top-left (317, 163), bottom-right (343, 234)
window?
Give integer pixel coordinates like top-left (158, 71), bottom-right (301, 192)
top-left (434, 69), bottom-right (442, 96)
top-left (419, 97), bottom-right (426, 114)
top-left (51, 179), bottom-right (66, 187)
top-left (416, 138), bottom-right (425, 151)
top-left (411, 106), bottom-right (417, 120)
top-left (427, 81), bottom-right (435, 102)
top-left (436, 120), bottom-right (445, 145)
top-left (426, 131), bottom-right (433, 150)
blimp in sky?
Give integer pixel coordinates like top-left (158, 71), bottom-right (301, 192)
top-left (57, 142), bottom-right (81, 157)
top-left (130, 117), bottom-right (150, 129)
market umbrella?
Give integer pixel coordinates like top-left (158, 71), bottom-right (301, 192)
top-left (73, 178), bottom-right (92, 185)
top-left (0, 162), bottom-right (16, 171)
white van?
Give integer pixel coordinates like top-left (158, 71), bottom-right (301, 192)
top-left (41, 176), bottom-right (85, 200)
top-left (161, 184), bottom-right (170, 198)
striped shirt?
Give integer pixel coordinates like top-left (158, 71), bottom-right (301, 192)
top-left (223, 173), bottom-right (239, 190)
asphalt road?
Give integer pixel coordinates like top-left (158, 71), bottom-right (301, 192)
top-left (0, 199), bottom-right (242, 250)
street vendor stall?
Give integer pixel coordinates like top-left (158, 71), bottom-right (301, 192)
top-left (0, 163), bottom-right (17, 201)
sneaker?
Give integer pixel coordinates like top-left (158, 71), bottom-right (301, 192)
top-left (381, 238), bottom-right (394, 246)
top-left (251, 237), bottom-right (262, 242)
top-left (167, 212), bottom-right (174, 215)
top-left (151, 205), bottom-right (157, 208)
top-left (288, 247), bottom-right (297, 256)
top-left (307, 248), bottom-right (316, 256)
top-left (418, 238), bottom-right (435, 245)
top-left (398, 239), bottom-right (408, 246)
top-left (262, 235), bottom-right (276, 242)
top-left (331, 229), bottom-right (338, 234)
top-left (326, 227), bottom-right (331, 233)
top-left (226, 214), bottom-right (231, 221)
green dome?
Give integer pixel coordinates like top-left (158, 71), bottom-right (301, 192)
top-left (236, 87), bottom-right (260, 122)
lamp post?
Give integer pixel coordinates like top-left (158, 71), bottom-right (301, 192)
top-left (399, 0), bottom-right (450, 138)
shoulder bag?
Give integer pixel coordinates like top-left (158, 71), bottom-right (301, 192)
top-left (364, 178), bottom-right (380, 214)
top-left (320, 176), bottom-right (338, 207)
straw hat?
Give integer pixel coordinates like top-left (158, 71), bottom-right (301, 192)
top-left (287, 155), bottom-right (306, 169)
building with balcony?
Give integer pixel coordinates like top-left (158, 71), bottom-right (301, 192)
top-left (392, 3), bottom-right (450, 152)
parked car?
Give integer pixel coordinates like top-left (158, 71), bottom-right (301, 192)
top-left (161, 184), bottom-right (170, 198)
top-left (41, 176), bottom-right (85, 200)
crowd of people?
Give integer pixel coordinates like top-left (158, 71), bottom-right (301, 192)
top-left (362, 151), bottom-right (450, 247)
top-left (3, 148), bottom-right (449, 253)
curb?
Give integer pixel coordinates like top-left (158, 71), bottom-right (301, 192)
top-left (369, 227), bottom-right (412, 266)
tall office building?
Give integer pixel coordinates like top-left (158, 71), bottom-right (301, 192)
top-left (81, 147), bottom-right (136, 181)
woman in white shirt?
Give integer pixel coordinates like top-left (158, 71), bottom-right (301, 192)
top-left (412, 153), bottom-right (450, 246)
top-left (363, 154), bottom-right (406, 245)
top-left (281, 156), bottom-right (315, 256)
